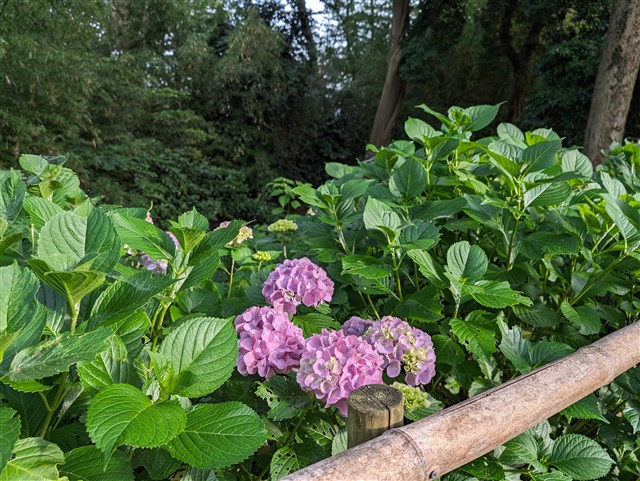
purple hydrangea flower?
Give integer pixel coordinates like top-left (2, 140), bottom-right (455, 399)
top-left (297, 329), bottom-right (384, 416)
top-left (365, 316), bottom-right (436, 386)
top-left (341, 316), bottom-right (374, 337)
top-left (141, 255), bottom-right (168, 274)
top-left (235, 306), bottom-right (305, 379)
top-left (262, 258), bottom-right (334, 315)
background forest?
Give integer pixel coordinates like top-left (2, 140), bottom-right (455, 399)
top-left (1, 0), bottom-right (639, 222)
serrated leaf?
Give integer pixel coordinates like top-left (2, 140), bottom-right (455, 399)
top-left (270, 442), bottom-right (325, 480)
top-left (7, 327), bottom-right (110, 381)
top-left (600, 172), bottom-right (626, 197)
top-left (390, 158), bottom-right (427, 201)
top-left (292, 313), bottom-right (340, 337)
top-left (498, 320), bottom-right (532, 373)
top-left (255, 376), bottom-right (311, 421)
top-left (432, 334), bottom-right (465, 366)
top-left (0, 378), bottom-right (52, 393)
top-left (132, 449), bottom-right (181, 481)
top-left (106, 311), bottom-right (150, 357)
top-left (158, 316), bottom-right (237, 398)
top-left (560, 301), bottom-right (601, 335)
top-left (23, 196), bottom-right (64, 230)
top-left (450, 318), bottom-right (496, 358)
top-left (513, 304), bottom-right (559, 328)
top-left (86, 384), bottom-right (186, 462)
top-left (331, 429), bottom-right (347, 456)
top-left (342, 255), bottom-right (392, 279)
top-left (460, 455), bottom-right (505, 480)
top-left (524, 180), bottom-right (571, 208)
top-left (549, 434), bottom-right (613, 480)
top-left (405, 117), bottom-right (438, 143)
top-left (0, 170), bottom-right (26, 222)
top-left (529, 471), bottom-right (573, 481)
top-left (500, 431), bottom-right (545, 471)
top-left (446, 241), bottom-right (488, 283)
top-left (467, 280), bottom-right (532, 308)
top-left (399, 220), bottom-right (440, 250)
top-left (392, 286), bottom-right (443, 323)
top-left (561, 150), bottom-right (593, 178)
top-left (561, 394), bottom-right (607, 423)
top-left (77, 335), bottom-right (140, 394)
top-left (523, 139), bottom-right (562, 173)
top-left (363, 198), bottom-right (401, 241)
top-left (463, 104), bottom-right (501, 132)
top-left (407, 249), bottom-right (446, 288)
top-left (112, 213), bottom-right (176, 260)
top-left (0, 407), bottom-right (20, 473)
top-left (602, 194), bottom-right (640, 244)
top-left (622, 400), bottom-right (640, 434)
top-left (0, 437), bottom-right (64, 481)
top-left (60, 445), bottom-right (134, 481)
top-left (166, 402), bottom-right (267, 469)
top-left (528, 342), bottom-right (573, 367)
top-left (0, 262), bottom-right (40, 334)
top-left (182, 467), bottom-right (218, 481)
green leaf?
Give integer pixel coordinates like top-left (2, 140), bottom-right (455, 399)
top-left (522, 139), bottom-right (562, 173)
top-left (431, 334), bottom-right (465, 366)
top-left (77, 335), bottom-right (140, 395)
top-left (392, 286), bottom-right (443, 323)
top-left (0, 170), bottom-right (26, 222)
top-left (390, 158), bottom-right (427, 201)
top-left (0, 407), bottom-right (20, 473)
top-left (498, 320), bottom-right (532, 373)
top-left (0, 437), bottom-right (64, 481)
top-left (549, 434), bottom-right (613, 480)
top-left (404, 117), bottom-right (438, 143)
top-left (112, 213), bottom-right (176, 260)
top-left (602, 194), bottom-right (640, 244)
top-left (178, 208), bottom-right (209, 230)
top-left (166, 402), bottom-right (267, 469)
top-left (467, 280), bottom-right (532, 308)
top-left (499, 431), bottom-right (545, 471)
top-left (622, 400), bottom-right (640, 434)
top-left (528, 342), bottom-right (573, 368)
top-left (60, 445), bottom-right (134, 481)
top-left (363, 197), bottom-right (402, 242)
top-left (560, 301), bottom-right (602, 335)
top-left (462, 103), bottom-right (501, 132)
top-left (399, 220), bottom-right (440, 250)
top-left (0, 262), bottom-right (40, 334)
top-left (524, 178), bottom-right (571, 208)
top-left (513, 304), bottom-right (559, 328)
top-left (446, 241), bottom-right (488, 283)
top-left (342, 255), bottom-right (392, 279)
top-left (87, 384), bottom-right (186, 463)
top-left (270, 442), bottom-right (324, 480)
top-left (132, 448), bottom-right (181, 481)
top-left (561, 150), bottom-right (593, 178)
top-left (561, 394), bottom-right (607, 423)
top-left (7, 327), bottom-right (111, 381)
top-left (497, 122), bottom-right (526, 146)
top-left (450, 318), bottom-right (497, 358)
top-left (0, 378), bottom-right (52, 393)
top-left (292, 313), bottom-right (341, 337)
top-left (459, 455), bottom-right (504, 480)
top-left (255, 376), bottom-right (311, 421)
top-left (529, 472), bottom-right (572, 481)
top-left (20, 154), bottom-right (49, 175)
top-left (23, 196), bottom-right (64, 230)
top-left (158, 316), bottom-right (237, 398)
top-left (408, 249), bottom-right (447, 288)
top-left (600, 172), bottom-right (626, 197)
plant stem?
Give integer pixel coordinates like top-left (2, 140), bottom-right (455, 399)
top-left (366, 294), bottom-right (380, 319)
top-left (150, 302), bottom-right (171, 352)
top-left (227, 258), bottom-right (235, 299)
top-left (69, 302), bottom-right (80, 334)
top-left (39, 373), bottom-right (67, 438)
top-left (391, 249), bottom-right (403, 300)
top-left (506, 216), bottom-right (521, 271)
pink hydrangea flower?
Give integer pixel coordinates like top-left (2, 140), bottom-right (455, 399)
top-left (341, 316), bottom-right (374, 337)
top-left (262, 258), bottom-right (334, 314)
top-left (235, 307), bottom-right (305, 379)
top-left (140, 219), bottom-right (179, 274)
top-left (217, 220), bottom-right (253, 246)
top-left (297, 329), bottom-right (384, 416)
top-left (365, 316), bottom-right (436, 386)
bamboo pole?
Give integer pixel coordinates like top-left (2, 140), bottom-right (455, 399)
top-left (282, 321), bottom-right (640, 481)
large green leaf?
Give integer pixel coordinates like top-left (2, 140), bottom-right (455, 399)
top-left (499, 431), bottom-right (545, 471)
top-left (166, 402), bottom-right (267, 469)
top-left (0, 407), bottom-right (20, 473)
top-left (390, 158), bottom-right (427, 201)
top-left (498, 320), bottom-right (532, 373)
top-left (561, 150), bottom-right (593, 178)
top-left (255, 375), bottom-right (312, 421)
top-left (342, 254), bottom-right (392, 279)
top-left (7, 327), bottom-right (110, 381)
top-left (404, 117), bottom-right (438, 144)
top-left (560, 301), bottom-right (602, 335)
top-left (363, 197), bottom-right (402, 242)
top-left (292, 313), bottom-right (341, 337)
top-left (392, 286), bottom-right (443, 323)
top-left (132, 448), bottom-right (181, 481)
top-left (466, 280), bottom-right (532, 308)
top-left (450, 318), bottom-right (496, 359)
top-left (60, 445), bottom-right (134, 481)
top-left (446, 241), bottom-right (487, 283)
top-left (560, 394), bottom-right (607, 423)
top-left (399, 220), bottom-right (440, 250)
top-left (549, 434), bottom-right (613, 480)
top-left (522, 139), bottom-right (562, 173)
top-left (158, 316), bottom-right (236, 398)
top-left (407, 249), bottom-right (447, 288)
top-left (602, 194), bottom-right (640, 245)
top-left (270, 442), bottom-right (325, 480)
top-left (524, 179), bottom-right (571, 208)
top-left (622, 400), bottom-right (640, 434)
top-left (0, 170), bottom-right (26, 222)
top-left (86, 384), bottom-right (186, 462)
top-left (0, 263), bottom-right (40, 334)
top-left (23, 195), bottom-right (64, 230)
top-left (462, 103), bottom-right (501, 132)
top-left (112, 213), bottom-right (176, 260)
top-left (0, 437), bottom-right (64, 481)
top-left (77, 335), bottom-right (141, 394)
top-left (431, 334), bottom-right (465, 366)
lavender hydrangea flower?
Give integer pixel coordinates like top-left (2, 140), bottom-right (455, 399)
top-left (365, 316), bottom-right (436, 387)
top-left (341, 316), bottom-right (374, 337)
top-left (235, 306), bottom-right (305, 379)
top-left (262, 258), bottom-right (334, 314)
top-left (140, 216), bottom-right (180, 274)
top-left (297, 329), bottom-right (384, 416)
top-left (218, 220), bottom-right (253, 246)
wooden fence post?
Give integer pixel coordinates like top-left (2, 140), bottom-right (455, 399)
top-left (347, 384), bottom-right (404, 448)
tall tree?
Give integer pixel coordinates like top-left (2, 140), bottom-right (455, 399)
top-left (369, 0), bottom-right (410, 147)
top-left (584, 0), bottom-right (640, 164)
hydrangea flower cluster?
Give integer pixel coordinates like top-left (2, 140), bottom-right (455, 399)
top-left (235, 306), bottom-right (305, 379)
top-left (297, 329), bottom-right (384, 416)
top-left (268, 219), bottom-right (298, 233)
top-left (252, 251), bottom-right (272, 262)
top-left (341, 316), bottom-right (374, 337)
top-left (262, 258), bottom-right (334, 314)
top-left (365, 316), bottom-right (436, 386)
top-left (391, 382), bottom-right (430, 412)
top-left (218, 220), bottom-right (253, 246)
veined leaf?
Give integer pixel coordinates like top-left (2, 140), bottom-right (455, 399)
top-left (446, 241), bottom-right (488, 283)
top-left (408, 249), bottom-right (447, 288)
top-left (499, 431), bottom-right (545, 471)
top-left (0, 407), bottom-right (20, 473)
top-left (390, 158), bottom-right (427, 201)
top-left (0, 437), bottom-right (64, 481)
top-left (462, 103), bottom-right (501, 132)
top-left (405, 117), bottom-right (438, 144)
top-left (498, 320), bottom-right (532, 373)
top-left (112, 213), bottom-right (176, 260)
top-left (363, 197), bottom-right (402, 242)
top-left (158, 316), bottom-right (237, 398)
top-left (560, 301), bottom-right (602, 335)
top-left (392, 286), bottom-right (443, 323)
top-left (561, 394), bottom-right (607, 423)
top-left (431, 334), bottom-right (465, 366)
top-left (60, 445), bottom-right (134, 481)
top-left (166, 402), bottom-right (267, 469)
top-left (86, 384), bottom-right (186, 463)
top-left (399, 220), bottom-right (440, 250)
top-left (561, 150), bottom-right (593, 178)
top-left (0, 262), bottom-right (40, 334)
top-left (255, 375), bottom-right (312, 421)
top-left (602, 194), bottom-right (640, 245)
top-left (549, 434), bottom-right (613, 480)
top-left (522, 139), bottom-right (562, 173)
top-left (7, 327), bottom-right (110, 381)
top-left (292, 313), bottom-right (340, 337)
top-left (622, 400), bottom-right (640, 434)
top-left (23, 195), bottom-right (64, 230)
top-left (466, 280), bottom-right (532, 308)
top-left (132, 448), bottom-right (181, 481)
top-left (450, 318), bottom-right (496, 358)
top-left (270, 442), bottom-right (325, 480)
top-left (342, 254), bottom-right (392, 279)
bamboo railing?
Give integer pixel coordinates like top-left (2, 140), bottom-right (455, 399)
top-left (282, 321), bottom-right (640, 481)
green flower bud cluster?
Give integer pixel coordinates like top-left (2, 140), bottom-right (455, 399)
top-left (252, 251), bottom-right (272, 262)
top-left (391, 382), bottom-right (430, 412)
top-left (268, 219), bottom-right (298, 233)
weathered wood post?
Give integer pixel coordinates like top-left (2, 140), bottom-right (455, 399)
top-left (347, 384), bottom-right (404, 448)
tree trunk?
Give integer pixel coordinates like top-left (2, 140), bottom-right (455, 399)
top-left (584, 0), bottom-right (640, 165)
top-left (369, 0), bottom-right (410, 148)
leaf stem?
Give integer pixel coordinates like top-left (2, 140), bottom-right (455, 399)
top-left (39, 373), bottom-right (67, 438)
top-left (227, 258), bottom-right (235, 299)
top-left (391, 249), bottom-right (404, 300)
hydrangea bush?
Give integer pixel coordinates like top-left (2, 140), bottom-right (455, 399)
top-left (0, 105), bottom-right (638, 481)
